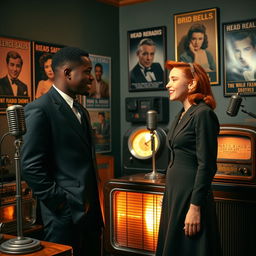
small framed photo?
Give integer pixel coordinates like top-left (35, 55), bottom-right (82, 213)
top-left (174, 8), bottom-right (219, 85)
top-left (128, 26), bottom-right (166, 92)
top-left (89, 109), bottom-right (111, 153)
top-left (84, 54), bottom-right (111, 108)
top-left (223, 19), bottom-right (256, 96)
top-left (0, 36), bottom-right (32, 114)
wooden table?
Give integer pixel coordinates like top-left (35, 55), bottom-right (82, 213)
top-left (0, 234), bottom-right (72, 256)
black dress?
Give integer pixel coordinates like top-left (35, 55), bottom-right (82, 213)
top-left (156, 102), bottom-right (222, 256)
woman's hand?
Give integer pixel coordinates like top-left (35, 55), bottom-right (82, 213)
top-left (184, 204), bottom-right (201, 236)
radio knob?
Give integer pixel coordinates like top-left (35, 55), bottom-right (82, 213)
top-left (242, 168), bottom-right (248, 175)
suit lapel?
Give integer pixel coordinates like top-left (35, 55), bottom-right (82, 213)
top-left (169, 104), bottom-right (198, 145)
top-left (49, 88), bottom-right (90, 147)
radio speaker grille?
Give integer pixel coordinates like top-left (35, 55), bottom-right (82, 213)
top-left (215, 199), bottom-right (256, 256)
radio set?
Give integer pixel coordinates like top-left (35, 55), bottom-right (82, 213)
top-left (0, 181), bottom-right (36, 234)
top-left (214, 124), bottom-right (256, 185)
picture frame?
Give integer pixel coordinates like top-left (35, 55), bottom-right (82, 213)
top-left (0, 36), bottom-right (32, 114)
top-left (174, 8), bottom-right (219, 85)
top-left (223, 19), bottom-right (256, 96)
top-left (128, 26), bottom-right (166, 92)
top-left (89, 109), bottom-right (111, 153)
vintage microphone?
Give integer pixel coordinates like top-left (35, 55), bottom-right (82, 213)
top-left (144, 110), bottom-right (165, 180)
top-left (0, 105), bottom-right (41, 254)
top-left (227, 93), bottom-right (256, 119)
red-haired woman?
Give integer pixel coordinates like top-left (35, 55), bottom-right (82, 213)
top-left (156, 61), bottom-right (222, 256)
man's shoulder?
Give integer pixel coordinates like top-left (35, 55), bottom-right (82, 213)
top-left (0, 75), bottom-right (8, 83)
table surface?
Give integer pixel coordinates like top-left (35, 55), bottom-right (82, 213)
top-left (0, 234), bottom-right (72, 256)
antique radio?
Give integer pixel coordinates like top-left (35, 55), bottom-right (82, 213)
top-left (0, 181), bottom-right (36, 234)
top-left (214, 124), bottom-right (256, 184)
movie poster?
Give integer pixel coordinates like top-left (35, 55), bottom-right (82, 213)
top-left (84, 54), bottom-right (111, 109)
top-left (128, 26), bottom-right (166, 91)
top-left (223, 19), bottom-right (256, 96)
top-left (33, 41), bottom-right (64, 100)
top-left (0, 37), bottom-right (31, 114)
top-left (89, 109), bottom-right (111, 153)
top-left (174, 8), bottom-right (219, 85)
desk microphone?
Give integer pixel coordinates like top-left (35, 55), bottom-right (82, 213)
top-left (147, 110), bottom-right (157, 131)
top-left (226, 94), bottom-right (242, 117)
top-left (6, 105), bottom-right (26, 138)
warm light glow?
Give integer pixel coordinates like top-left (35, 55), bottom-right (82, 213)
top-left (0, 205), bottom-right (15, 222)
top-left (218, 136), bottom-right (251, 160)
top-left (113, 191), bottom-right (163, 252)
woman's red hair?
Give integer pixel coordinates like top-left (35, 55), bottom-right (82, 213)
top-left (165, 61), bottom-right (216, 109)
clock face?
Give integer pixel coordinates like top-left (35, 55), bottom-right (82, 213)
top-left (128, 127), bottom-right (160, 159)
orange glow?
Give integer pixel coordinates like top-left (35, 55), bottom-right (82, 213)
top-left (0, 205), bottom-right (15, 222)
top-left (218, 136), bottom-right (251, 160)
top-left (113, 191), bottom-right (163, 252)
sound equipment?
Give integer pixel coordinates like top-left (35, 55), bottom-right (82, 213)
top-left (123, 126), bottom-right (169, 176)
top-left (226, 94), bottom-right (242, 117)
top-left (0, 181), bottom-right (36, 234)
top-left (125, 97), bottom-right (169, 123)
top-left (0, 105), bottom-right (41, 254)
top-left (214, 124), bottom-right (256, 184)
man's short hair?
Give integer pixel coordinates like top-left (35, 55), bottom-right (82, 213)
top-left (136, 38), bottom-right (156, 53)
top-left (95, 63), bottom-right (103, 71)
top-left (98, 111), bottom-right (105, 118)
top-left (230, 31), bottom-right (256, 48)
top-left (52, 47), bottom-right (89, 73)
top-left (6, 51), bottom-right (23, 66)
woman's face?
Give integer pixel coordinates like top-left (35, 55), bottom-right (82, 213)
top-left (190, 32), bottom-right (204, 51)
top-left (166, 68), bottom-right (190, 102)
top-left (44, 59), bottom-right (54, 80)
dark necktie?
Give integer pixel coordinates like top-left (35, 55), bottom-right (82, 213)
top-left (11, 79), bottom-right (18, 84)
top-left (73, 100), bottom-right (88, 131)
top-left (144, 67), bottom-right (151, 76)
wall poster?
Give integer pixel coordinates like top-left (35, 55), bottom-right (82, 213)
top-left (128, 26), bottom-right (166, 91)
top-left (223, 19), bottom-right (256, 96)
top-left (84, 54), bottom-right (111, 153)
top-left (174, 8), bottom-right (219, 85)
top-left (33, 41), bottom-right (64, 100)
top-left (0, 36), bottom-right (32, 114)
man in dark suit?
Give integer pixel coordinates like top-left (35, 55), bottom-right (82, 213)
top-left (0, 51), bottom-right (28, 96)
top-left (130, 38), bottom-right (164, 86)
top-left (21, 47), bottom-right (103, 256)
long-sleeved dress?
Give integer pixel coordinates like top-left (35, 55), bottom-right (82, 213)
top-left (156, 101), bottom-right (222, 256)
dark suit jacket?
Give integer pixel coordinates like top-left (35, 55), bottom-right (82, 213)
top-left (0, 75), bottom-right (28, 96)
top-left (130, 62), bottom-right (163, 84)
top-left (21, 87), bottom-right (103, 225)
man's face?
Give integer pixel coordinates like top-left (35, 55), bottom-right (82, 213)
top-left (7, 57), bottom-right (22, 79)
top-left (137, 44), bottom-right (155, 68)
top-left (233, 37), bottom-right (256, 69)
top-left (67, 56), bottom-right (94, 96)
top-left (95, 66), bottom-right (103, 82)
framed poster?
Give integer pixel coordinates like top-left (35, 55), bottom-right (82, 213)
top-left (84, 54), bottom-right (111, 109)
top-left (33, 41), bottom-right (64, 100)
top-left (174, 8), bottom-right (219, 85)
top-left (89, 109), bottom-right (111, 153)
top-left (223, 19), bottom-right (256, 96)
top-left (0, 36), bottom-right (32, 114)
top-left (128, 26), bottom-right (166, 91)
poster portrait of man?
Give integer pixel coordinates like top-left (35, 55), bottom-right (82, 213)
top-left (89, 110), bottom-right (111, 153)
top-left (128, 26), bottom-right (166, 91)
top-left (174, 8), bottom-right (219, 85)
top-left (33, 42), bottom-right (64, 99)
top-left (0, 37), bottom-right (32, 113)
top-left (85, 54), bottom-right (111, 109)
top-left (224, 19), bottom-right (256, 96)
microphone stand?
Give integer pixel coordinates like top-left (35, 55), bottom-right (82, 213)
top-left (144, 129), bottom-right (165, 180)
top-left (0, 137), bottom-right (41, 254)
top-left (241, 106), bottom-right (256, 119)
